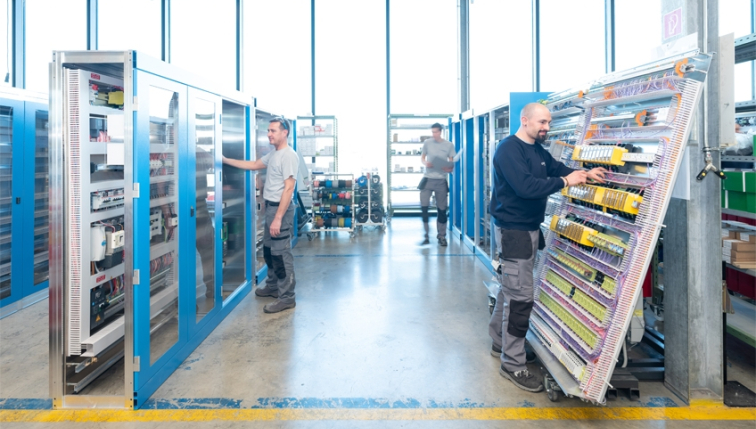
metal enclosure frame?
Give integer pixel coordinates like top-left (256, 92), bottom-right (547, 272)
top-left (49, 50), bottom-right (255, 409)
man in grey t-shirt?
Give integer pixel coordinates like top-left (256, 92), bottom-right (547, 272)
top-left (222, 117), bottom-right (299, 314)
top-left (420, 123), bottom-right (455, 246)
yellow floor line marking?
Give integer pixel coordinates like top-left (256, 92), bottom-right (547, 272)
top-left (0, 406), bottom-right (754, 422)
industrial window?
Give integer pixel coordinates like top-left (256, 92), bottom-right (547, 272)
top-left (390, 0), bottom-right (457, 114)
top-left (171, 0), bottom-right (236, 90)
top-left (1, 0), bottom-right (10, 87)
top-left (243, 0), bottom-right (311, 116)
top-left (315, 0), bottom-right (386, 178)
top-left (26, 0), bottom-right (87, 92)
top-left (614, 0), bottom-right (662, 72)
top-left (98, 0), bottom-right (162, 60)
top-left (720, 0), bottom-right (753, 39)
top-left (539, 0), bottom-right (605, 92)
top-left (469, 0), bottom-right (533, 112)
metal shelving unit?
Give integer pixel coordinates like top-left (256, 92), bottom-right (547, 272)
top-left (296, 115), bottom-right (338, 175)
top-left (353, 172), bottom-right (387, 231)
top-left (386, 114), bottom-right (451, 217)
top-left (308, 173), bottom-right (355, 238)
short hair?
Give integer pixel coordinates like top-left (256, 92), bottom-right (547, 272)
top-left (431, 123), bottom-right (444, 131)
top-left (269, 117), bottom-right (290, 135)
top-left (520, 102), bottom-right (547, 120)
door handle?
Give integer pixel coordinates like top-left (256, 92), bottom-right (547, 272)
top-left (190, 206), bottom-right (195, 217)
top-left (15, 197), bottom-right (20, 204)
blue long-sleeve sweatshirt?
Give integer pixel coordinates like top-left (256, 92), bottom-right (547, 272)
top-left (490, 135), bottom-right (574, 231)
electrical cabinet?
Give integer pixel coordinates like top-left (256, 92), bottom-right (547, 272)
top-left (49, 51), bottom-right (254, 409)
top-left (0, 88), bottom-right (49, 318)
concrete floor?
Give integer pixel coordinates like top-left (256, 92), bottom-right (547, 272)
top-left (1, 218), bottom-right (754, 427)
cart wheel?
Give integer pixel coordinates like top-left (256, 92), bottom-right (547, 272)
top-left (547, 386), bottom-right (560, 402)
top-left (350, 231), bottom-right (356, 238)
top-left (307, 233), bottom-right (314, 241)
top-left (488, 296), bottom-right (496, 315)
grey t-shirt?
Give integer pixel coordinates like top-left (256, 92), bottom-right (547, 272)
top-left (260, 146), bottom-right (299, 202)
top-left (421, 138), bottom-right (455, 179)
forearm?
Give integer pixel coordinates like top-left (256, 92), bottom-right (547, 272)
top-left (224, 157), bottom-right (262, 171)
top-left (275, 186), bottom-right (295, 220)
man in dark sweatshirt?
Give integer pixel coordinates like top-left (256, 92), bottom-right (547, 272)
top-left (488, 103), bottom-right (606, 392)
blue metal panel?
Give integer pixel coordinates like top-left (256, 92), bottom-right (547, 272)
top-left (0, 98), bottom-right (25, 308)
top-left (245, 106), bottom-right (253, 285)
top-left (23, 101), bottom-right (49, 297)
top-left (451, 121), bottom-right (462, 230)
top-left (477, 115), bottom-right (485, 246)
top-left (508, 92), bottom-right (552, 133)
top-left (464, 118), bottom-right (474, 242)
top-left (474, 246), bottom-right (495, 275)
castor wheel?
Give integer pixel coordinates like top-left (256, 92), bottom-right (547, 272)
top-left (488, 296), bottom-right (496, 315)
top-left (307, 233), bottom-right (315, 241)
top-left (547, 386), bottom-right (560, 402)
top-left (543, 373), bottom-right (560, 402)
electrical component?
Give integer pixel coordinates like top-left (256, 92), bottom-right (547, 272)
top-left (546, 270), bottom-right (609, 323)
top-left (150, 210), bottom-right (163, 238)
top-left (538, 291), bottom-right (600, 350)
top-left (572, 145), bottom-right (628, 166)
top-left (548, 248), bottom-right (617, 295)
top-left (562, 184), bottom-right (643, 216)
top-left (91, 189), bottom-right (124, 211)
top-left (90, 226), bottom-right (106, 262)
top-left (550, 216), bottom-right (597, 247)
top-left (587, 232), bottom-right (628, 257)
top-left (531, 316), bottom-right (587, 383)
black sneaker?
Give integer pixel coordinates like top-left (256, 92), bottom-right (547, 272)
top-left (491, 343), bottom-right (536, 364)
top-left (499, 366), bottom-right (544, 392)
top-left (438, 237), bottom-right (448, 246)
top-left (421, 234), bottom-right (430, 245)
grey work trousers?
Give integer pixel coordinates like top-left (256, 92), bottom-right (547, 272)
top-left (419, 178), bottom-right (449, 238)
top-left (488, 228), bottom-right (539, 372)
top-left (262, 203), bottom-right (296, 303)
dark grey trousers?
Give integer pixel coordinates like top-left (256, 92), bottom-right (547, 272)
top-left (263, 203), bottom-right (295, 303)
top-left (488, 228), bottom-right (539, 372)
top-left (419, 178), bottom-right (449, 238)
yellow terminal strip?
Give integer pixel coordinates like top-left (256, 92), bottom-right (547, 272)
top-left (587, 232), bottom-right (629, 257)
top-left (539, 291), bottom-right (599, 349)
top-left (549, 248), bottom-right (617, 295)
top-left (546, 270), bottom-right (609, 323)
top-left (562, 184), bottom-right (643, 216)
top-left (572, 144), bottom-right (628, 166)
top-left (550, 216), bottom-right (597, 247)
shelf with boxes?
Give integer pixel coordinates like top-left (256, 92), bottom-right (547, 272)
top-left (308, 173), bottom-right (355, 238)
top-left (386, 114), bottom-right (452, 216)
top-left (297, 115), bottom-right (338, 174)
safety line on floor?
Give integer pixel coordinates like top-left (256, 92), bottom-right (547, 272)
top-left (0, 405), bottom-right (754, 422)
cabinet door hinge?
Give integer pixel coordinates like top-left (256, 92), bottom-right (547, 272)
top-left (133, 183), bottom-right (140, 198)
top-left (133, 356), bottom-right (140, 372)
top-left (133, 269), bottom-right (140, 285)
top-left (133, 96), bottom-right (138, 111)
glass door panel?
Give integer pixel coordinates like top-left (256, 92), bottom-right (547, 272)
top-left (146, 85), bottom-right (180, 366)
top-left (32, 108), bottom-right (49, 287)
top-left (0, 104), bottom-right (14, 301)
top-left (221, 101), bottom-right (247, 301)
top-left (191, 95), bottom-right (217, 322)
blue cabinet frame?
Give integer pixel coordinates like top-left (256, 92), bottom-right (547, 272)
top-left (0, 95), bottom-right (49, 317)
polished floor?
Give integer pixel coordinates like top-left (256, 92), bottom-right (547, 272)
top-left (0, 218), bottom-right (754, 427)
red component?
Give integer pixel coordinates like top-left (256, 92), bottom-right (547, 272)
top-left (726, 267), bottom-right (740, 293)
top-left (91, 73), bottom-right (101, 80)
top-left (738, 271), bottom-right (755, 299)
top-left (642, 261), bottom-right (653, 298)
top-left (96, 274), bottom-right (106, 283)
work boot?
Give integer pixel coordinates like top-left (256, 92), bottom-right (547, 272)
top-left (491, 343), bottom-right (536, 363)
top-left (255, 278), bottom-right (279, 298)
top-left (499, 366), bottom-right (544, 392)
top-left (421, 234), bottom-right (430, 245)
top-left (263, 299), bottom-right (296, 313)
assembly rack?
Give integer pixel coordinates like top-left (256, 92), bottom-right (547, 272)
top-left (308, 173), bottom-right (355, 239)
top-left (353, 172), bottom-right (387, 232)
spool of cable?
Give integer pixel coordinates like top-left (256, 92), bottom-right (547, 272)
top-left (370, 188), bottom-right (381, 197)
top-left (339, 217), bottom-right (345, 227)
top-left (370, 200), bottom-right (381, 211)
top-left (345, 191), bottom-right (351, 199)
top-left (331, 218), bottom-right (338, 228)
top-left (357, 187), bottom-right (368, 196)
top-left (346, 180), bottom-right (352, 188)
top-left (337, 205), bottom-right (343, 214)
top-left (336, 180), bottom-right (342, 188)
top-left (371, 174), bottom-right (381, 185)
top-left (316, 217), bottom-right (324, 228)
top-left (357, 175), bottom-right (368, 188)
top-left (358, 198), bottom-right (369, 209)
top-left (345, 218), bottom-right (352, 228)
top-left (332, 180), bottom-right (339, 189)
top-left (330, 204), bottom-right (337, 214)
top-left (313, 180), bottom-right (320, 188)
top-left (338, 192), bottom-right (346, 199)
top-left (357, 209), bottom-right (369, 223)
top-left (370, 209), bottom-right (383, 223)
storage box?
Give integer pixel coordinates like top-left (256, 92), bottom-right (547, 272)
top-left (740, 232), bottom-right (756, 243)
top-left (722, 239), bottom-right (756, 252)
top-left (725, 250), bottom-right (756, 263)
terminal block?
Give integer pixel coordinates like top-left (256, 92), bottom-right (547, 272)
top-left (562, 184), bottom-right (643, 216)
top-left (91, 188), bottom-right (124, 211)
top-left (539, 291), bottom-right (600, 350)
top-left (548, 248), bottom-right (617, 295)
top-left (546, 270), bottom-right (609, 323)
top-left (572, 145), bottom-right (628, 166)
top-left (531, 316), bottom-right (587, 383)
top-left (550, 216), bottom-right (597, 247)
